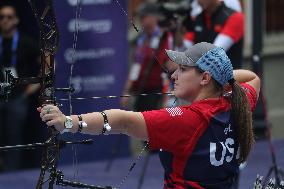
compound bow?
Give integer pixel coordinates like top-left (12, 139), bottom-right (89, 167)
top-left (0, 0), bottom-right (173, 188)
top-left (27, 0), bottom-right (117, 188)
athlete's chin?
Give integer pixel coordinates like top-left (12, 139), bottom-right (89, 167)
top-left (174, 90), bottom-right (184, 99)
top-left (174, 89), bottom-right (192, 101)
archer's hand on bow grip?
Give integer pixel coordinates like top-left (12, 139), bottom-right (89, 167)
top-left (38, 105), bottom-right (66, 133)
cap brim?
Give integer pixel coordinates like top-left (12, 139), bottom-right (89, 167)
top-left (165, 50), bottom-right (195, 66)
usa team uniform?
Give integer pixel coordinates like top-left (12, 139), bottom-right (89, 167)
top-left (142, 83), bottom-right (257, 189)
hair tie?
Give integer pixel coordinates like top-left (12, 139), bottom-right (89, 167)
top-left (228, 78), bottom-right (235, 85)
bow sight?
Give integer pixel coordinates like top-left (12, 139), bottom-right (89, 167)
top-left (0, 69), bottom-right (43, 100)
top-left (0, 70), bottom-right (13, 100)
top-left (0, 68), bottom-right (74, 101)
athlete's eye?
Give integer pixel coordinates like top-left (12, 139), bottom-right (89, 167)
top-left (179, 66), bottom-right (187, 72)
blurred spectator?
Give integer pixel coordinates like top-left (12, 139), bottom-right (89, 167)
top-left (121, 2), bottom-right (173, 111)
top-left (191, 0), bottom-right (242, 17)
top-left (184, 0), bottom-right (244, 69)
top-left (0, 3), bottom-right (40, 171)
top-left (223, 0), bottom-right (242, 12)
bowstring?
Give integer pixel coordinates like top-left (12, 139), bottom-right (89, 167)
top-left (113, 0), bottom-right (139, 32)
top-left (69, 0), bottom-right (83, 182)
top-left (67, 0), bottom-right (139, 185)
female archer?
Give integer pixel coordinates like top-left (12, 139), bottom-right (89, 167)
top-left (39, 42), bottom-right (260, 188)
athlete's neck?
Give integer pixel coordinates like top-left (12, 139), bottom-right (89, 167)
top-left (193, 86), bottom-right (223, 102)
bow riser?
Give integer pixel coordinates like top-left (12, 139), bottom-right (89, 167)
top-left (28, 0), bottom-right (60, 188)
top-left (39, 55), bottom-right (56, 105)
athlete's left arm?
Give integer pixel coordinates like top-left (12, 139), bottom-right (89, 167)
top-left (39, 106), bottom-right (149, 140)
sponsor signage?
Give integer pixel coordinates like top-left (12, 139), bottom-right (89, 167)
top-left (54, 0), bottom-right (129, 162)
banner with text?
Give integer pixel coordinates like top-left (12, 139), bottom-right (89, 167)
top-left (54, 0), bottom-right (129, 162)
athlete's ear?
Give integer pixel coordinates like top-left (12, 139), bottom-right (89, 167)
top-left (200, 71), bottom-right (211, 86)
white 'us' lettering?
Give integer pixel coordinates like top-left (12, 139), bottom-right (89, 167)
top-left (209, 138), bottom-right (240, 166)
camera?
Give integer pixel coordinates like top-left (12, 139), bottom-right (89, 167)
top-left (157, 0), bottom-right (191, 29)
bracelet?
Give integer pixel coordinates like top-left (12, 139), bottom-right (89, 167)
top-left (77, 115), bottom-right (87, 133)
top-left (100, 111), bottom-right (111, 135)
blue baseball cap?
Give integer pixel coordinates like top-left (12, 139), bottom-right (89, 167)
top-left (166, 42), bottom-right (234, 86)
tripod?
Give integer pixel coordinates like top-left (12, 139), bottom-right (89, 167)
top-left (260, 91), bottom-right (284, 188)
top-left (251, 0), bottom-right (284, 187)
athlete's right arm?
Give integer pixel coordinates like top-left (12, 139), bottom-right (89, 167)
top-left (233, 69), bottom-right (261, 97)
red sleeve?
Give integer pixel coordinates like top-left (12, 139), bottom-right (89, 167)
top-left (184, 32), bottom-right (195, 42)
top-left (240, 83), bottom-right (258, 111)
top-left (221, 12), bottom-right (244, 42)
top-left (142, 107), bottom-right (204, 154)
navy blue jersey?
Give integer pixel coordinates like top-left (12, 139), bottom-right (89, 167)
top-left (143, 83), bottom-right (257, 188)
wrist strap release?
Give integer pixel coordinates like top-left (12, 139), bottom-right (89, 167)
top-left (100, 111), bottom-right (111, 135)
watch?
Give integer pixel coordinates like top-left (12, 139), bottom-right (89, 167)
top-left (61, 116), bottom-right (73, 133)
